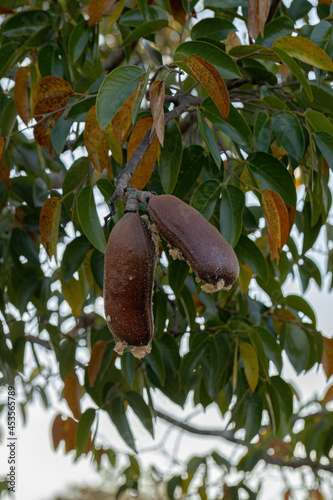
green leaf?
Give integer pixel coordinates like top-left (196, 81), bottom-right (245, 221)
top-left (76, 186), bottom-right (106, 254)
top-left (158, 334), bottom-right (180, 373)
top-left (96, 66), bottom-right (144, 129)
top-left (314, 131), bottom-right (333, 172)
top-left (272, 35), bottom-right (333, 71)
top-left (256, 16), bottom-right (294, 48)
top-left (1, 10), bottom-right (52, 37)
top-left (51, 112), bottom-right (74, 155)
top-left (145, 338), bottom-right (166, 385)
top-left (10, 228), bottom-right (39, 267)
top-left (90, 249), bottom-right (104, 290)
top-left (174, 40), bottom-right (241, 80)
top-left (168, 260), bottom-right (189, 297)
top-left (107, 397), bottom-right (137, 452)
top-left (254, 111), bottom-right (272, 152)
top-left (245, 393), bottom-right (262, 441)
top-left (158, 120), bottom-right (183, 193)
top-left (191, 18), bottom-right (235, 41)
top-left (197, 109), bottom-right (221, 168)
top-left (235, 235), bottom-right (269, 283)
top-left (190, 179), bottom-right (221, 220)
top-left (69, 20), bottom-right (91, 63)
top-left (271, 111), bottom-right (305, 162)
top-left (273, 47), bottom-right (313, 101)
top-left (282, 323), bottom-right (310, 374)
top-left (61, 236), bottom-right (92, 282)
top-left (125, 391), bottom-right (154, 437)
top-left (254, 327), bottom-right (282, 373)
top-left (220, 185), bottom-right (245, 247)
top-left (173, 145), bottom-right (205, 199)
top-left (180, 333), bottom-right (209, 384)
top-left (285, 294), bottom-right (317, 327)
top-left (122, 19), bottom-right (168, 46)
top-left (239, 343), bottom-right (259, 392)
top-left (247, 152), bottom-right (296, 207)
top-left (122, 352), bottom-right (135, 388)
top-left (76, 408), bottom-right (95, 457)
top-left (305, 110), bottom-right (333, 135)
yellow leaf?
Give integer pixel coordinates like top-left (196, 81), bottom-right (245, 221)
top-left (183, 55), bottom-right (230, 119)
top-left (39, 197), bottom-right (62, 260)
top-left (149, 80), bottom-right (165, 147)
top-left (88, 0), bottom-right (117, 27)
top-left (127, 116), bottom-right (159, 190)
top-left (261, 189), bottom-right (290, 263)
top-left (61, 275), bottom-right (84, 318)
top-left (239, 342), bottom-right (259, 392)
top-left (108, 0), bottom-right (126, 27)
top-left (84, 105), bottom-right (110, 173)
top-left (111, 88), bottom-right (138, 145)
top-left (0, 157), bottom-right (10, 189)
top-left (33, 76), bottom-right (72, 115)
top-left (273, 36), bottom-right (333, 72)
top-left (105, 121), bottom-right (123, 166)
top-left (226, 32), bottom-right (242, 53)
top-left (248, 0), bottom-right (270, 39)
top-left (238, 262), bottom-right (253, 294)
top-left (322, 336), bottom-right (333, 379)
top-left (14, 65), bottom-right (30, 125)
top-left (309, 490), bottom-right (324, 500)
top-left (62, 369), bottom-right (82, 420)
top-left (87, 340), bottom-right (108, 386)
top-left (170, 0), bottom-right (187, 25)
top-left (83, 249), bottom-right (103, 296)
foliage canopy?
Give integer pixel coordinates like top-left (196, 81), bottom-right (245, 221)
top-left (0, 0), bottom-right (333, 498)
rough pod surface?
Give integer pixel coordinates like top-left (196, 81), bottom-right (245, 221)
top-left (148, 194), bottom-right (239, 292)
top-left (103, 213), bottom-right (156, 354)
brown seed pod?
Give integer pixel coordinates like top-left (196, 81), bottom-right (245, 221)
top-left (148, 194), bottom-right (239, 292)
top-left (103, 212), bottom-right (156, 358)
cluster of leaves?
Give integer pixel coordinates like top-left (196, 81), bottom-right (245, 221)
top-left (1, 0), bottom-right (333, 498)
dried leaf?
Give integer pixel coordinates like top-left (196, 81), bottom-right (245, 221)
top-left (0, 158), bottom-right (11, 189)
top-left (62, 369), bottom-right (82, 420)
top-left (183, 55), bottom-right (230, 119)
top-left (84, 105), bottom-right (110, 173)
top-left (111, 88), bottom-right (138, 144)
top-left (0, 137), bottom-right (4, 158)
top-left (33, 76), bottom-right (72, 115)
top-left (323, 384), bottom-right (333, 405)
top-left (105, 122), bottom-right (123, 165)
top-left (261, 189), bottom-right (290, 263)
top-left (170, 0), bottom-right (187, 25)
top-left (226, 32), bottom-right (242, 53)
top-left (52, 414), bottom-right (65, 450)
top-left (309, 491), bottom-right (324, 500)
top-left (87, 340), bottom-right (108, 386)
top-left (127, 116), bottom-right (159, 190)
top-left (39, 197), bottom-right (62, 259)
top-left (62, 416), bottom-right (78, 453)
top-left (149, 80), bottom-right (165, 147)
top-left (248, 0), bottom-right (270, 40)
top-left (88, 0), bottom-right (117, 27)
top-left (14, 66), bottom-right (30, 125)
top-left (61, 276), bottom-right (84, 318)
top-left (0, 7), bottom-right (14, 13)
top-left (34, 111), bottom-right (62, 148)
top-left (322, 336), bottom-right (333, 379)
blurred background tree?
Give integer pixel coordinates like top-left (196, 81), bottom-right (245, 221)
top-left (0, 0), bottom-right (333, 498)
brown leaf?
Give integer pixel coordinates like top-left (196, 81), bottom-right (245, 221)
top-left (309, 491), bottom-right (324, 500)
top-left (284, 491), bottom-right (291, 500)
top-left (323, 384), bottom-right (333, 405)
top-left (261, 189), bottom-right (290, 263)
top-left (248, 0), bottom-right (270, 40)
top-left (170, 0), bottom-right (187, 25)
top-left (225, 32), bottom-right (242, 53)
top-left (52, 414), bottom-right (65, 450)
top-left (14, 66), bottom-right (30, 125)
top-left (87, 340), bottom-right (108, 387)
top-left (183, 55), bottom-right (230, 119)
top-left (39, 197), bottom-right (62, 259)
top-left (111, 87), bottom-right (138, 145)
top-left (34, 111), bottom-right (62, 148)
top-left (149, 80), bottom-right (165, 147)
top-left (62, 369), bottom-right (82, 420)
top-left (0, 137), bottom-right (5, 158)
top-left (0, 157), bottom-right (11, 189)
top-left (88, 0), bottom-right (117, 27)
top-left (33, 76), bottom-right (72, 116)
top-left (63, 417), bottom-right (78, 453)
top-left (84, 105), bottom-right (110, 173)
top-left (127, 116), bottom-right (159, 190)
top-left (322, 336), bottom-right (333, 379)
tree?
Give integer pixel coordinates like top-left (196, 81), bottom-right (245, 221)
top-left (0, 0), bottom-right (333, 498)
